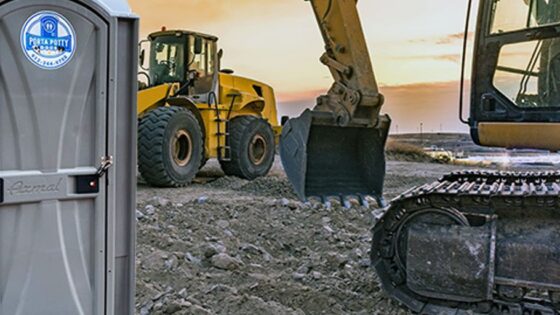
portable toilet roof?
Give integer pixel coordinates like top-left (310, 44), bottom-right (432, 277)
top-left (92, 0), bottom-right (135, 17)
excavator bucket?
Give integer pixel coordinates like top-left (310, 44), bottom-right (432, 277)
top-left (280, 110), bottom-right (390, 203)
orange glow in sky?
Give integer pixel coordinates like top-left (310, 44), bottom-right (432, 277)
top-left (129, 0), bottom-right (476, 133)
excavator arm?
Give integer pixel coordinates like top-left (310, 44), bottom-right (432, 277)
top-left (307, 0), bottom-right (384, 127)
top-left (280, 0), bottom-right (390, 203)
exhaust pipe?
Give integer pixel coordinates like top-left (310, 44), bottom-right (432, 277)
top-left (280, 109), bottom-right (391, 204)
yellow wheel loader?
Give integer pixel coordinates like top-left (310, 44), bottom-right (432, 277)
top-left (280, 0), bottom-right (560, 314)
top-left (137, 29), bottom-right (281, 187)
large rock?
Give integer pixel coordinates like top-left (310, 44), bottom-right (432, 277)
top-left (141, 250), bottom-right (170, 270)
top-left (201, 242), bottom-right (226, 258)
top-left (211, 253), bottom-right (243, 270)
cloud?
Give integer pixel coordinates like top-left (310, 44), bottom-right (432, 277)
top-left (128, 1), bottom-right (299, 36)
top-left (392, 53), bottom-right (462, 63)
top-left (128, 1), bottom-right (474, 100)
top-left (278, 81), bottom-right (466, 104)
top-left (277, 88), bottom-right (328, 103)
top-left (277, 81), bottom-right (470, 133)
top-left (435, 32), bottom-right (473, 44)
top-left (408, 32), bottom-right (474, 45)
top-left (379, 81), bottom-right (470, 133)
top-left (436, 54), bottom-right (462, 62)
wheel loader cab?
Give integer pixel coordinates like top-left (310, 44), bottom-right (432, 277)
top-left (470, 0), bottom-right (560, 151)
top-left (142, 30), bottom-right (218, 97)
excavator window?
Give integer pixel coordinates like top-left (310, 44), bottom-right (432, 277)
top-left (491, 0), bottom-right (560, 34)
top-left (489, 0), bottom-right (560, 108)
top-left (494, 38), bottom-right (560, 107)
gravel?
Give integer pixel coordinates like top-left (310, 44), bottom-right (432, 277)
top-left (134, 158), bottom-right (471, 315)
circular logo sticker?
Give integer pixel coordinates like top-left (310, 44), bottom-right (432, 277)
top-left (20, 11), bottom-right (76, 70)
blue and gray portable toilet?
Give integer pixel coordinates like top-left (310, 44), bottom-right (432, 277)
top-left (0, 0), bottom-right (137, 314)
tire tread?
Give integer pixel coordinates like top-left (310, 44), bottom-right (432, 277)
top-left (220, 116), bottom-right (274, 179)
top-left (138, 106), bottom-right (203, 187)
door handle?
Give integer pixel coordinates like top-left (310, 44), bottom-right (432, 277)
top-left (75, 156), bottom-right (113, 194)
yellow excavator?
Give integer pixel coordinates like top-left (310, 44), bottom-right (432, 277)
top-left (281, 0), bottom-right (560, 314)
top-left (137, 29), bottom-right (281, 187)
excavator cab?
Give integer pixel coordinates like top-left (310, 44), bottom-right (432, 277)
top-left (470, 0), bottom-right (560, 151)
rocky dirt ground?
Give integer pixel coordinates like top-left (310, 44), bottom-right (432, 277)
top-left (134, 158), bottom-right (484, 315)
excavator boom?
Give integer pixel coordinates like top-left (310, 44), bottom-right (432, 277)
top-left (280, 0), bottom-right (390, 203)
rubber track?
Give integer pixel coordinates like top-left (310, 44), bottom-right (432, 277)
top-left (138, 107), bottom-right (202, 187)
top-left (372, 170), bottom-right (560, 315)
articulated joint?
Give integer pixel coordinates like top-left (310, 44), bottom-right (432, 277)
top-left (314, 81), bottom-right (384, 127)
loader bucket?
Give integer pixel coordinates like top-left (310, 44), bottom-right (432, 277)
top-left (280, 109), bottom-right (390, 203)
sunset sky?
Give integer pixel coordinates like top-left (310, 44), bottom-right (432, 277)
top-left (129, 0), bottom-right (477, 133)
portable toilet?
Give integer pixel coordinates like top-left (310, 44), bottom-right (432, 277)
top-left (0, 0), bottom-right (137, 314)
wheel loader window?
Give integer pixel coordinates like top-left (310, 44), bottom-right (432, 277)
top-left (493, 39), bottom-right (560, 107)
top-left (189, 37), bottom-right (216, 95)
top-left (207, 43), bottom-right (216, 75)
top-left (491, 0), bottom-right (560, 34)
top-left (149, 36), bottom-right (186, 86)
top-left (191, 39), bottom-right (207, 77)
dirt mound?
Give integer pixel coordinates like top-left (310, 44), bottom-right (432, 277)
top-left (385, 139), bottom-right (438, 163)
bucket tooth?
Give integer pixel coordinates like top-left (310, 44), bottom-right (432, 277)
top-left (342, 196), bottom-right (352, 209)
top-left (358, 194), bottom-right (369, 208)
top-left (376, 196), bottom-right (387, 208)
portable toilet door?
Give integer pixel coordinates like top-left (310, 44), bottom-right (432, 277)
top-left (0, 0), bottom-right (137, 314)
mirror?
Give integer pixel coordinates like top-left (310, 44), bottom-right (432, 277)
top-left (139, 49), bottom-right (146, 66)
top-left (217, 49), bottom-right (224, 72)
top-left (138, 39), bottom-right (150, 70)
top-left (194, 36), bottom-right (203, 54)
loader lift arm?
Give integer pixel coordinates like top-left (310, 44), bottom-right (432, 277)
top-left (280, 0), bottom-right (391, 203)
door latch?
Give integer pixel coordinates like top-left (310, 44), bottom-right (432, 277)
top-left (96, 156), bottom-right (114, 178)
top-left (76, 156), bottom-right (113, 194)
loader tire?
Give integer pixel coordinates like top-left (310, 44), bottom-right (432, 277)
top-left (220, 116), bottom-right (275, 180)
top-left (138, 106), bottom-right (204, 187)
